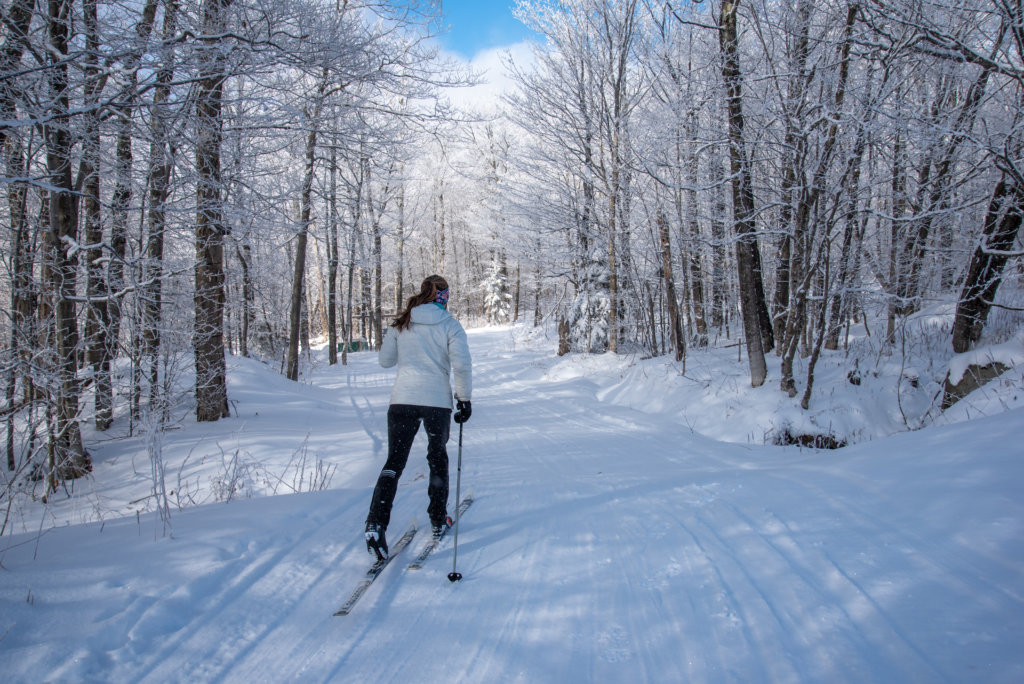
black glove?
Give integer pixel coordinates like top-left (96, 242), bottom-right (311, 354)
top-left (453, 400), bottom-right (472, 424)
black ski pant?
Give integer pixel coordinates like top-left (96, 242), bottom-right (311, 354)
top-left (366, 404), bottom-right (451, 532)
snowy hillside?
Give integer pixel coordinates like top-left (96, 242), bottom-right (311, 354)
top-left (2, 323), bottom-right (1023, 682)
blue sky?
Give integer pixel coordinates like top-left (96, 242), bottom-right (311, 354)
top-left (437, 0), bottom-right (536, 58)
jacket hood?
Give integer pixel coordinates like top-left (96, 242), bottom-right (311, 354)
top-left (409, 303), bottom-right (449, 325)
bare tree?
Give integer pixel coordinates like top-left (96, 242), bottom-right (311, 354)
top-left (658, 212), bottom-right (684, 362)
top-left (139, 0), bottom-right (180, 414)
top-left (2, 0), bottom-right (35, 469)
top-left (286, 92), bottom-right (323, 382)
top-left (952, 180), bottom-right (1024, 352)
top-left (193, 0), bottom-right (233, 421)
top-left (510, 0), bottom-right (646, 354)
top-left (44, 0), bottom-right (92, 483)
top-left (718, 0), bottom-right (767, 387)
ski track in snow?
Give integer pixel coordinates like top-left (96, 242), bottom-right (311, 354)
top-left (2, 325), bottom-right (1023, 682)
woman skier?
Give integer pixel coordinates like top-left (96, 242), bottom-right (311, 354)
top-left (364, 275), bottom-right (473, 560)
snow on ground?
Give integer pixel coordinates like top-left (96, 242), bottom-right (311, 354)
top-left (2, 321), bottom-right (1023, 682)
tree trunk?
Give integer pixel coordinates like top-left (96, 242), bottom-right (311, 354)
top-left (951, 180), bottom-right (1024, 352)
top-left (2, 0), bottom-right (35, 466)
top-left (771, 0), bottom-right (813, 349)
top-left (328, 142), bottom-right (339, 365)
top-left (343, 230), bottom-right (356, 365)
top-left (658, 213), bottom-right (685, 364)
top-left (342, 159), bottom-right (366, 365)
top-left (141, 0), bottom-right (178, 409)
top-left (236, 242), bottom-right (252, 357)
top-left (395, 178), bottom-right (406, 312)
top-left (363, 156), bottom-right (384, 349)
top-left (801, 256), bottom-right (832, 410)
top-left (81, 0), bottom-right (109, 431)
top-left (886, 127), bottom-right (906, 343)
top-left (533, 248), bottom-right (543, 328)
top-left (826, 120), bottom-right (867, 350)
top-left (683, 147), bottom-right (708, 346)
top-left (45, 0), bottom-right (91, 481)
top-left (607, 180), bottom-right (619, 354)
top-left (710, 188), bottom-right (728, 330)
top-left (719, 0), bottom-right (767, 387)
top-left (750, 240), bottom-right (774, 352)
top-left (286, 119), bottom-right (318, 381)
top-left (193, 0), bottom-right (233, 421)
top-left (102, 111), bottom-right (129, 430)
top-left (5, 200), bottom-right (30, 470)
top-left (514, 262), bottom-right (521, 323)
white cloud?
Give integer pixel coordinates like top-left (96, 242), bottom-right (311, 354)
top-left (443, 41), bottom-right (536, 114)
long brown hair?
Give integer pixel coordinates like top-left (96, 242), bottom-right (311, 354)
top-left (392, 275), bottom-right (448, 331)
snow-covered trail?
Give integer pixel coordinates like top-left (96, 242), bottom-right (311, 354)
top-left (2, 326), bottom-right (1022, 682)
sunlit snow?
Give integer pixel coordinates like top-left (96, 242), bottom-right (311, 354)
top-left (2, 321), bottom-right (1022, 682)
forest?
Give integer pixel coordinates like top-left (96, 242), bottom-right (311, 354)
top-left (1, 0), bottom-right (1022, 498)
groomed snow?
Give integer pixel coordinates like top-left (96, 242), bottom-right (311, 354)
top-left (2, 323), bottom-right (1022, 682)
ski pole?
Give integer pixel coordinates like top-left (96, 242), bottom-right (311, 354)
top-left (448, 420), bottom-right (464, 582)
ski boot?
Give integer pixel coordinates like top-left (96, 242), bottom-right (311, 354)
top-left (365, 522), bottom-right (388, 560)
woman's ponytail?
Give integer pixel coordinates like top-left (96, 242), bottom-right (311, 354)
top-left (392, 275), bottom-right (449, 331)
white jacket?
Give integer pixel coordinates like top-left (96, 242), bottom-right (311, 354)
top-left (379, 303), bottom-right (472, 409)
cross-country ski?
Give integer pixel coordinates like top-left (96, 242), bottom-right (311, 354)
top-left (409, 496), bottom-right (474, 570)
top-left (333, 521), bottom-right (418, 617)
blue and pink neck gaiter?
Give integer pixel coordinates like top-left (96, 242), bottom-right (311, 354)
top-left (434, 287), bottom-right (450, 309)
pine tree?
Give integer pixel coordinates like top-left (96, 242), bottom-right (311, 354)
top-left (483, 254), bottom-right (513, 324)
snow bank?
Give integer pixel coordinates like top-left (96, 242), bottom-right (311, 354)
top-left (947, 329), bottom-right (1024, 385)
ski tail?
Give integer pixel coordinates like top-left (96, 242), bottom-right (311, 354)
top-left (409, 495), bottom-right (474, 570)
